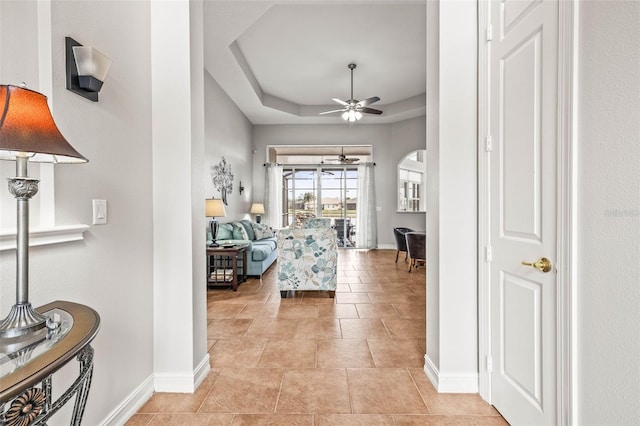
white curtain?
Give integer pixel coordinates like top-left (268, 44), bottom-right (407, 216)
top-left (356, 162), bottom-right (377, 249)
top-left (264, 163), bottom-right (283, 229)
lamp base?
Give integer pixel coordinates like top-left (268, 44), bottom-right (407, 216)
top-left (0, 303), bottom-right (49, 339)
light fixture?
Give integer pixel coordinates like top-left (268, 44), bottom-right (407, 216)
top-left (0, 85), bottom-right (88, 342)
top-left (341, 109), bottom-right (363, 122)
top-left (205, 198), bottom-right (227, 247)
top-left (239, 181), bottom-right (245, 195)
top-left (250, 203), bottom-right (265, 224)
top-left (65, 37), bottom-right (112, 102)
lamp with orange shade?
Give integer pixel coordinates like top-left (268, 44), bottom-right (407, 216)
top-left (0, 85), bottom-right (88, 342)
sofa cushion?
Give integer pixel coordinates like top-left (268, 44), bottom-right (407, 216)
top-left (253, 237), bottom-right (277, 251)
top-left (250, 244), bottom-right (272, 261)
top-left (216, 223), bottom-right (234, 240)
top-left (240, 220), bottom-right (256, 241)
top-left (232, 222), bottom-right (249, 240)
top-left (251, 222), bottom-right (273, 240)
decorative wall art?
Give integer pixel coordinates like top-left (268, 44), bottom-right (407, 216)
top-left (212, 157), bottom-right (234, 205)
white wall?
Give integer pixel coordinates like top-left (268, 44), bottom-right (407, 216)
top-left (577, 1), bottom-right (640, 423)
top-left (425, 0), bottom-right (478, 392)
top-left (0, 1), bottom-right (155, 424)
top-left (252, 117), bottom-right (426, 247)
top-left (151, 0), bottom-right (208, 394)
top-left (204, 71), bottom-right (254, 222)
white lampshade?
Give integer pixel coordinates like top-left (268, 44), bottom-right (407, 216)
top-left (72, 45), bottom-right (112, 81)
top-left (205, 199), bottom-right (226, 218)
top-left (250, 203), bottom-right (265, 214)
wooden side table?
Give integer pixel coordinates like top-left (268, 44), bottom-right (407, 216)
top-left (206, 244), bottom-right (248, 291)
top-left (0, 300), bottom-right (100, 425)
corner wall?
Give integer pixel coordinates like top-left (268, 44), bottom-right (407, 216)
top-left (425, 0), bottom-right (478, 392)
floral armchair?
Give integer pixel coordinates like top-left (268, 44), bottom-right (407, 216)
top-left (301, 217), bottom-right (332, 229)
top-left (276, 228), bottom-right (338, 298)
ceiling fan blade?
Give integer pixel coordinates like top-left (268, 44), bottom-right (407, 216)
top-left (359, 107), bottom-right (383, 115)
top-left (357, 96), bottom-right (380, 107)
top-left (319, 109), bottom-right (347, 115)
top-left (332, 98), bottom-right (349, 106)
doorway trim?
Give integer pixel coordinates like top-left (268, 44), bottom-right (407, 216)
top-left (476, 0), bottom-right (579, 423)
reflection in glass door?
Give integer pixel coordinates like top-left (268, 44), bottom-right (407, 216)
top-left (283, 166), bottom-right (358, 247)
top-left (284, 169), bottom-right (318, 228)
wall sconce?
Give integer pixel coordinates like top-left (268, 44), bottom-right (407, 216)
top-left (65, 37), bottom-right (112, 102)
top-left (239, 181), bottom-right (245, 195)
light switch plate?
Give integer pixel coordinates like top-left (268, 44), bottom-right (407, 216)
top-left (92, 199), bottom-right (107, 225)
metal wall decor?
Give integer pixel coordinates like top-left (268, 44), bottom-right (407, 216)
top-left (212, 157), bottom-right (234, 205)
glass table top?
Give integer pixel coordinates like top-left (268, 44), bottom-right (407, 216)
top-left (0, 308), bottom-right (74, 378)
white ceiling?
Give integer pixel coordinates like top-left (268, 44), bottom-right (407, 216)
top-left (203, 1), bottom-right (426, 125)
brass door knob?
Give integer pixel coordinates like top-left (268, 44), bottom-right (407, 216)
top-left (521, 257), bottom-right (552, 273)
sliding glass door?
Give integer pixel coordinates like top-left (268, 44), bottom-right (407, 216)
top-left (284, 168), bottom-right (318, 228)
top-left (283, 166), bottom-right (358, 247)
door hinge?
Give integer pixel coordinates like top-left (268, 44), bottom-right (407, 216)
top-left (485, 135), bottom-right (493, 152)
top-left (487, 355), bottom-right (493, 373)
top-left (486, 24), bottom-right (493, 42)
top-left (486, 245), bottom-right (492, 262)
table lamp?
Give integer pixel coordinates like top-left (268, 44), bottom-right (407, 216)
top-left (250, 203), bottom-right (265, 224)
top-left (205, 198), bottom-right (226, 247)
top-left (0, 85), bottom-right (88, 341)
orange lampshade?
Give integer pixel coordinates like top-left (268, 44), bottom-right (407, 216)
top-left (0, 85), bottom-right (88, 163)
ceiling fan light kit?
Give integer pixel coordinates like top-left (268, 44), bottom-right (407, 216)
top-left (320, 63), bottom-right (382, 122)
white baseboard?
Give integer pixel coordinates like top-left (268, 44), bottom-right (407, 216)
top-left (377, 244), bottom-right (396, 250)
top-left (424, 355), bottom-right (479, 393)
top-left (154, 353), bottom-right (211, 393)
top-left (193, 354), bottom-right (211, 390)
top-left (100, 355), bottom-right (211, 425)
top-left (100, 374), bottom-right (154, 426)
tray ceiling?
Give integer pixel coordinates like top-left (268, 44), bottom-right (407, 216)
top-left (203, 1), bottom-right (426, 125)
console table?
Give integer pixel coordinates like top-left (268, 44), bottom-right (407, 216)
top-left (0, 301), bottom-right (100, 425)
top-left (207, 244), bottom-right (248, 291)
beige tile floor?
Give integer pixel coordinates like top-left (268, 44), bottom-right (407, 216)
top-left (128, 249), bottom-right (508, 426)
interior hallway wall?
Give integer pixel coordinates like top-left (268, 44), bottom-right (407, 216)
top-left (0, 1), bottom-right (155, 424)
top-left (577, 1), bottom-right (640, 424)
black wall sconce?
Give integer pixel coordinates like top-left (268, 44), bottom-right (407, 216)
top-left (65, 37), bottom-right (112, 102)
top-left (239, 181), bottom-right (245, 195)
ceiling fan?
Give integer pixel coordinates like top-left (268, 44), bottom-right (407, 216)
top-left (319, 63), bottom-right (382, 122)
top-left (324, 147), bottom-right (360, 164)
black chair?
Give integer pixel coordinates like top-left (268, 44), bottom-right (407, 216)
top-left (405, 231), bottom-right (426, 272)
top-left (393, 227), bottom-right (414, 263)
top-left (334, 218), bottom-right (353, 247)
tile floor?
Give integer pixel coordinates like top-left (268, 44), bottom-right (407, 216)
top-left (128, 249), bottom-right (508, 425)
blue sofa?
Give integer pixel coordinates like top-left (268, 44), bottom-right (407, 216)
top-left (210, 219), bottom-right (277, 277)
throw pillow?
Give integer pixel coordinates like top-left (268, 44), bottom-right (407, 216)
top-left (216, 223), bottom-right (234, 240)
top-left (251, 222), bottom-right (273, 240)
top-left (239, 219), bottom-right (256, 240)
top-left (232, 222), bottom-right (249, 240)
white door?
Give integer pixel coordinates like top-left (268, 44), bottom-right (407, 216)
top-left (489, 0), bottom-right (559, 424)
